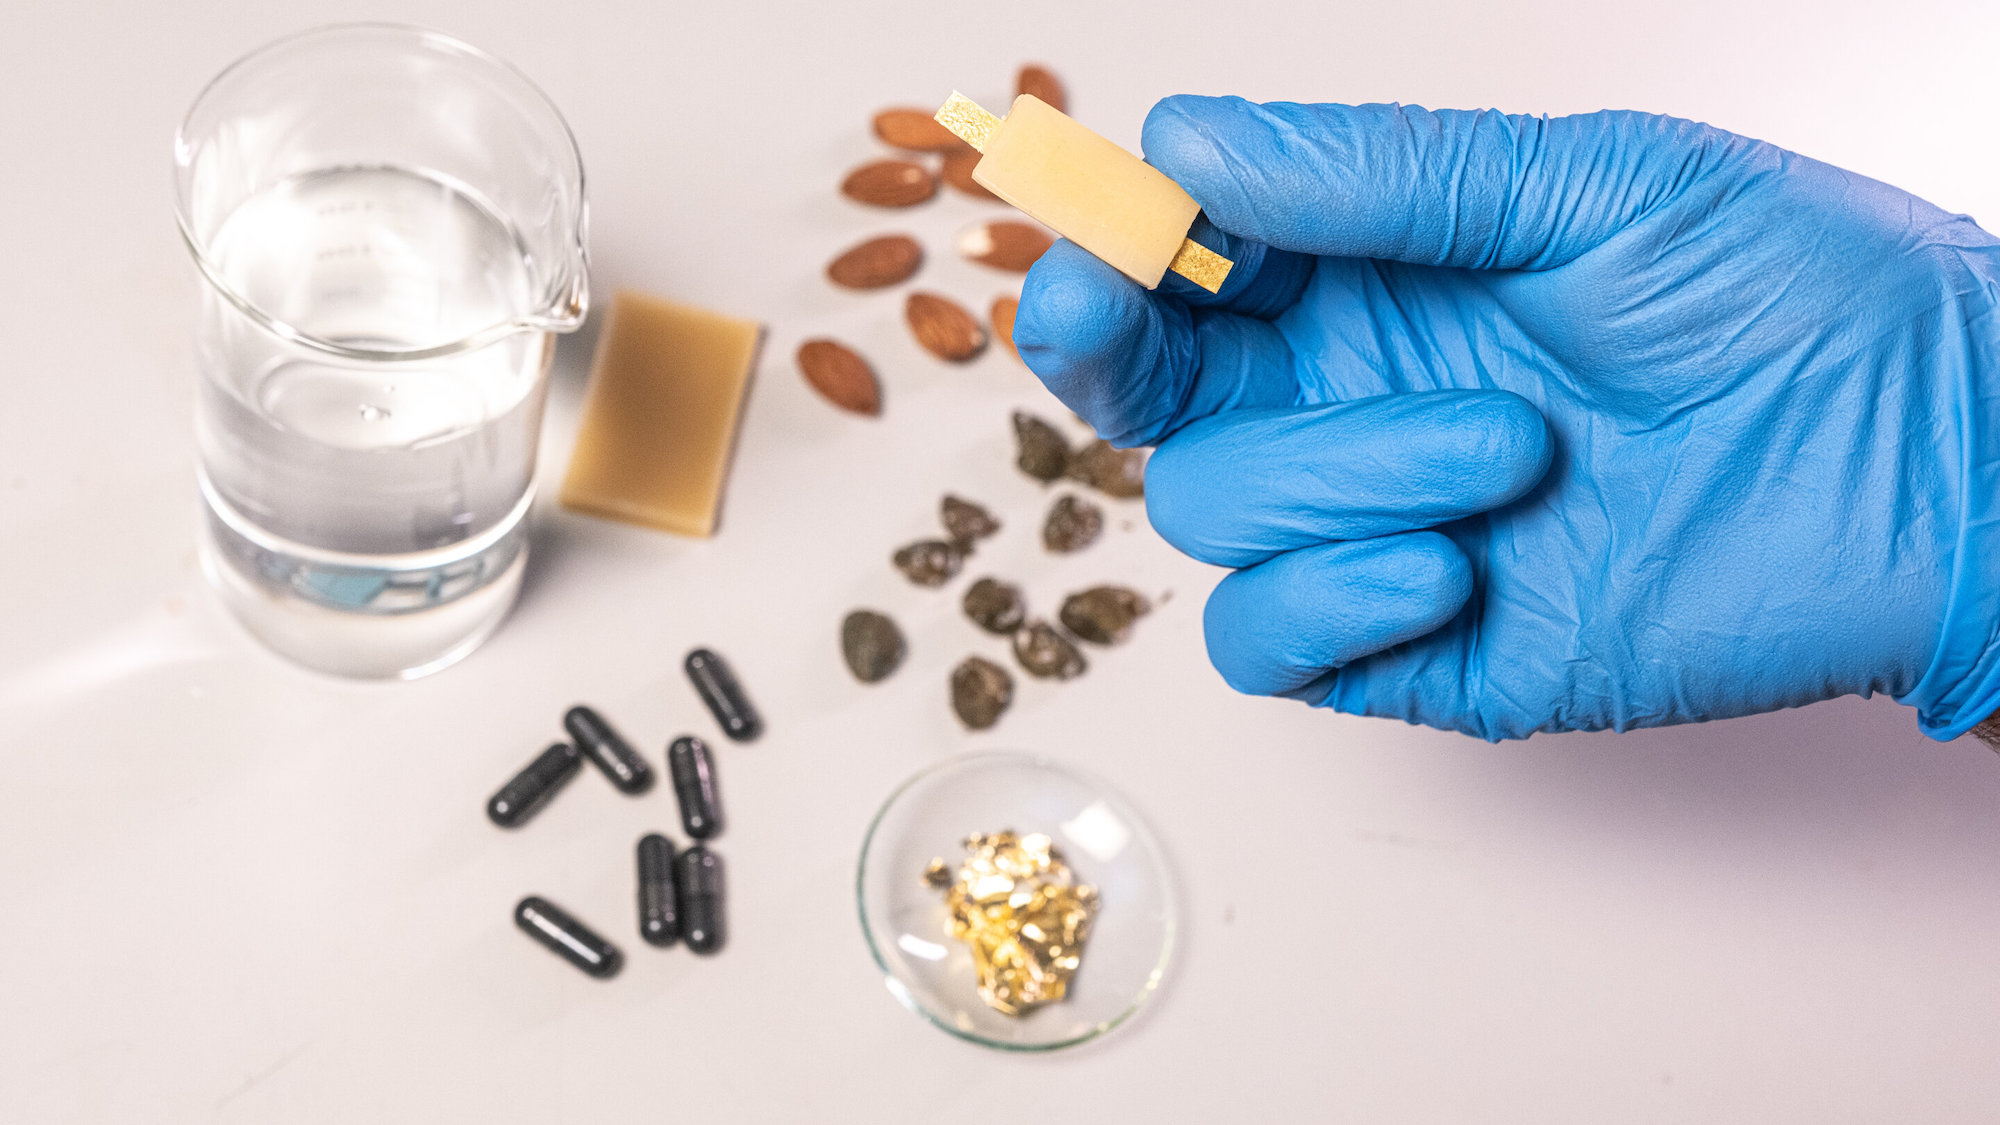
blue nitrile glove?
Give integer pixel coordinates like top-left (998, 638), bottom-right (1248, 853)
top-left (1013, 98), bottom-right (2000, 741)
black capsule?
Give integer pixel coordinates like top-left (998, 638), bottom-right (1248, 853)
top-left (514, 896), bottom-right (623, 978)
top-left (487, 742), bottom-right (582, 828)
top-left (676, 846), bottom-right (725, 955)
top-left (636, 833), bottom-right (680, 947)
top-left (667, 735), bottom-right (724, 840)
top-left (563, 705), bottom-right (654, 794)
top-left (684, 647), bottom-right (763, 742)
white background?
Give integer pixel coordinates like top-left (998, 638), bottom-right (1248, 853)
top-left (4, 0), bottom-right (1999, 1120)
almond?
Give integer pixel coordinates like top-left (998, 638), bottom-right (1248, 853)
top-left (905, 292), bottom-right (988, 362)
top-left (1016, 64), bottom-right (1067, 113)
top-left (797, 339), bottom-right (881, 415)
top-left (941, 147), bottom-right (1000, 202)
top-left (872, 107), bottom-right (965, 152)
top-left (957, 220), bottom-right (1054, 272)
top-left (826, 234), bottom-right (923, 289)
top-left (841, 160), bottom-right (938, 208)
top-left (991, 297), bottom-right (1020, 360)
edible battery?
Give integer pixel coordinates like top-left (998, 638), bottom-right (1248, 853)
top-left (514, 895), bottom-right (624, 978)
top-left (636, 833), bottom-right (681, 947)
top-left (676, 845), bottom-right (726, 955)
top-left (563, 705), bottom-right (654, 794)
top-left (667, 735), bottom-right (724, 839)
top-left (487, 742), bottom-right (582, 828)
top-left (685, 647), bottom-right (762, 741)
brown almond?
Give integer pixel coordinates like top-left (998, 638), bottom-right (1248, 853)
top-left (1016, 65), bottom-right (1067, 113)
top-left (941, 147), bottom-right (1000, 202)
top-left (957, 220), bottom-right (1054, 273)
top-left (841, 160), bottom-right (938, 208)
top-left (826, 234), bottom-right (923, 289)
top-left (991, 297), bottom-right (1020, 360)
top-left (872, 107), bottom-right (965, 153)
top-left (905, 292), bottom-right (988, 362)
top-left (797, 338), bottom-right (881, 415)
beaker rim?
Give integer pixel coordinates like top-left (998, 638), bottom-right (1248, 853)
top-left (171, 23), bottom-right (589, 362)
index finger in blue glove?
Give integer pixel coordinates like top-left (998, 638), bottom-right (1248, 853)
top-left (1146, 390), bottom-right (1552, 568)
top-left (1014, 240), bottom-right (1301, 447)
top-left (1143, 97), bottom-right (1745, 270)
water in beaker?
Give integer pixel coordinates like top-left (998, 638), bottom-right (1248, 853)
top-left (174, 25), bottom-right (588, 678)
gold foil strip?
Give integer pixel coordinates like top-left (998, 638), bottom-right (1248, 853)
top-left (1168, 237), bottom-right (1234, 293)
top-left (934, 91), bottom-right (999, 153)
top-left (925, 830), bottom-right (1098, 1016)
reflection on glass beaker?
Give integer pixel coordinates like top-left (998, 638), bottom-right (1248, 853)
top-left (173, 24), bottom-right (588, 678)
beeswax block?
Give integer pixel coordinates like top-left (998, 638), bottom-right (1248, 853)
top-left (936, 93), bottom-right (1231, 292)
top-left (559, 292), bottom-right (763, 537)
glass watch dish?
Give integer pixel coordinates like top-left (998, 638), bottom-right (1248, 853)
top-left (857, 751), bottom-right (1175, 1051)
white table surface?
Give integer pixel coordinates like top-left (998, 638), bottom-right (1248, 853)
top-left (6, 0), bottom-right (2000, 1120)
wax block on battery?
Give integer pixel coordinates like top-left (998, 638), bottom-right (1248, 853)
top-left (937, 93), bottom-right (1229, 291)
top-left (560, 291), bottom-right (763, 537)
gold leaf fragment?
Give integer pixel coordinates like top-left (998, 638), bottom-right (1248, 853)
top-left (1167, 237), bottom-right (1233, 294)
top-left (924, 829), bottom-right (1099, 1016)
top-left (934, 91), bottom-right (1000, 153)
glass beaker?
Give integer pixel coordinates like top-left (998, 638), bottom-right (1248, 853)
top-left (173, 24), bottom-right (588, 679)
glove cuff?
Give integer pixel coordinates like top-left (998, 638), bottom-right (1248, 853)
top-left (1904, 290), bottom-right (2000, 739)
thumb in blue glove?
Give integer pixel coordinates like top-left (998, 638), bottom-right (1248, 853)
top-left (1013, 97), bottom-right (2000, 741)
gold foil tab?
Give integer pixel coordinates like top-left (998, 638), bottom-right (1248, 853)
top-left (1168, 237), bottom-right (1234, 293)
top-left (934, 91), bottom-right (999, 153)
top-left (925, 830), bottom-right (1098, 1016)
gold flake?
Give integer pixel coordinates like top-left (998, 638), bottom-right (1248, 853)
top-left (1167, 237), bottom-right (1234, 294)
top-left (934, 92), bottom-right (999, 153)
top-left (923, 829), bottom-right (1099, 1016)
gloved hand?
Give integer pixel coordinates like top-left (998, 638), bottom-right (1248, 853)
top-left (1013, 98), bottom-right (2000, 740)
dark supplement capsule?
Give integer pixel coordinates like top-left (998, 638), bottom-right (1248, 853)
top-left (676, 845), bottom-right (726, 955)
top-left (563, 705), bottom-right (654, 794)
top-left (636, 833), bottom-right (680, 947)
top-left (514, 895), bottom-right (623, 978)
top-left (667, 735), bottom-right (724, 839)
top-left (684, 647), bottom-right (762, 742)
top-left (487, 742), bottom-right (582, 828)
